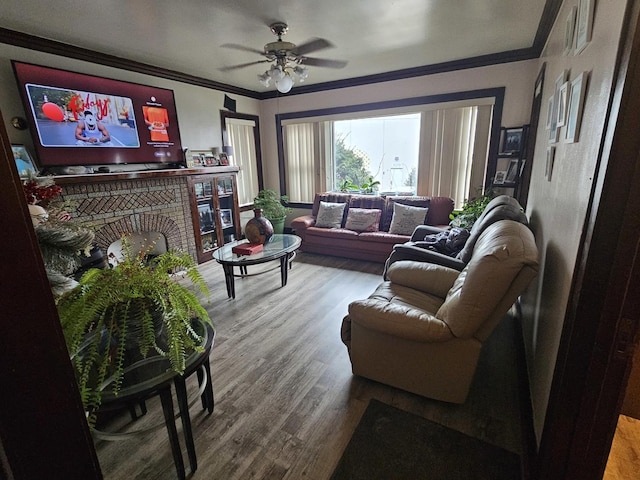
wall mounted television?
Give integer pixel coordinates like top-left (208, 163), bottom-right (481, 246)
top-left (12, 61), bottom-right (185, 170)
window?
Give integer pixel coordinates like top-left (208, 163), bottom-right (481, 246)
top-left (279, 95), bottom-right (497, 209)
top-left (222, 112), bottom-right (263, 207)
top-left (334, 114), bottom-right (420, 196)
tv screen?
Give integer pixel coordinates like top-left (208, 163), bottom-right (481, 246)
top-left (12, 61), bottom-right (184, 170)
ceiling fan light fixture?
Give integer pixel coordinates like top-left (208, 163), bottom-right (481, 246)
top-left (258, 73), bottom-right (271, 87)
top-left (275, 74), bottom-right (294, 93)
top-left (293, 65), bottom-right (308, 81)
top-left (268, 64), bottom-right (285, 81)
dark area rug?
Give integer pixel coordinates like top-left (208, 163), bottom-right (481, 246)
top-left (330, 399), bottom-right (521, 480)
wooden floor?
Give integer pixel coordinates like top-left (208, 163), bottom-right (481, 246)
top-left (95, 253), bottom-right (524, 479)
top-left (604, 415), bottom-right (640, 479)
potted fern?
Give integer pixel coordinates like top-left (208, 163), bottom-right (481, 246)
top-left (449, 190), bottom-right (495, 229)
top-left (253, 189), bottom-right (292, 234)
top-left (56, 238), bottom-right (211, 422)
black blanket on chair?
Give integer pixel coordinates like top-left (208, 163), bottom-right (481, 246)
top-left (414, 227), bottom-right (470, 257)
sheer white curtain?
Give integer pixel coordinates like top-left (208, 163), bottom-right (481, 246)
top-left (283, 123), bottom-right (330, 203)
top-left (225, 118), bottom-right (259, 206)
top-left (418, 105), bottom-right (491, 209)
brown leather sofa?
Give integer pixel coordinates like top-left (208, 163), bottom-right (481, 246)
top-left (341, 220), bottom-right (539, 403)
top-left (290, 193), bottom-right (454, 263)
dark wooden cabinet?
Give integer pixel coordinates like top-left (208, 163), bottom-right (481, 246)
top-left (187, 168), bottom-right (241, 263)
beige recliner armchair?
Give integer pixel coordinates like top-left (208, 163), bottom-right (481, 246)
top-left (341, 220), bottom-right (539, 403)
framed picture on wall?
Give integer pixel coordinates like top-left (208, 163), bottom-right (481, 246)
top-left (546, 95), bottom-right (555, 130)
top-left (549, 70), bottom-right (568, 143)
top-left (563, 6), bottom-right (578, 56)
top-left (575, 0), bottom-right (595, 54)
top-left (556, 81), bottom-right (569, 128)
top-left (545, 146), bottom-right (556, 181)
top-left (11, 145), bottom-right (37, 177)
top-left (566, 72), bottom-right (589, 143)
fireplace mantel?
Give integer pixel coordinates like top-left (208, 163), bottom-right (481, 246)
top-left (53, 165), bottom-right (239, 185)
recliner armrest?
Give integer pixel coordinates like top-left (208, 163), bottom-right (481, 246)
top-left (348, 298), bottom-right (454, 342)
top-left (387, 260), bottom-right (459, 297)
top-left (384, 245), bottom-right (466, 279)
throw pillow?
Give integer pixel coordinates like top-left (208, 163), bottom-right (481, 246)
top-left (345, 208), bottom-right (382, 232)
top-left (389, 202), bottom-right (429, 235)
top-left (315, 201), bottom-right (347, 228)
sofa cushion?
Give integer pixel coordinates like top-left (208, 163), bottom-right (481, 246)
top-left (305, 227), bottom-right (359, 240)
top-left (389, 202), bottom-right (429, 235)
top-left (345, 208), bottom-right (382, 232)
top-left (358, 231), bottom-right (410, 244)
top-left (311, 193), bottom-right (352, 217)
top-left (315, 201), bottom-right (347, 228)
top-left (382, 196), bottom-right (431, 231)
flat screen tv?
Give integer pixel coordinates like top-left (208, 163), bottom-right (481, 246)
top-left (12, 61), bottom-right (184, 170)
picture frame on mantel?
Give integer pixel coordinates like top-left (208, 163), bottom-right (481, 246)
top-left (11, 144), bottom-right (38, 177)
top-left (575, 0), bottom-right (595, 54)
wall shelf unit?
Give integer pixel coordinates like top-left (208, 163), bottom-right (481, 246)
top-left (491, 125), bottom-right (529, 193)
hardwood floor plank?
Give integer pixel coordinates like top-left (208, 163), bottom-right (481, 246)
top-left (95, 252), bottom-right (523, 479)
top-left (604, 415), bottom-right (640, 479)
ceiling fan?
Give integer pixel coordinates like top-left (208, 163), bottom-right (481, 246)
top-left (220, 22), bottom-right (348, 93)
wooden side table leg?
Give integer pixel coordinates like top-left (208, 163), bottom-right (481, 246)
top-left (280, 255), bottom-right (289, 286)
top-left (175, 376), bottom-right (197, 473)
top-left (196, 366), bottom-right (206, 410)
top-left (203, 358), bottom-right (215, 414)
top-left (222, 264), bottom-right (235, 298)
top-left (159, 387), bottom-right (185, 480)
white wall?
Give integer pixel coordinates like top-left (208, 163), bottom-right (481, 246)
top-left (0, 44), bottom-right (261, 157)
top-left (521, 0), bottom-right (629, 444)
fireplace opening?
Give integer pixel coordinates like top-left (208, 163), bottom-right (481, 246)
top-left (107, 231), bottom-right (168, 267)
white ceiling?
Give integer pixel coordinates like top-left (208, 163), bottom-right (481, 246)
top-left (1, 0), bottom-right (548, 94)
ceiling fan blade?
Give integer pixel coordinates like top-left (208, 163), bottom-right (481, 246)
top-left (220, 43), bottom-right (265, 56)
top-left (293, 38), bottom-right (333, 55)
top-left (302, 57), bottom-right (348, 69)
top-left (218, 60), bottom-right (270, 72)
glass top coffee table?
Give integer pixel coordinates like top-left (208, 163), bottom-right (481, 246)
top-left (212, 234), bottom-right (302, 298)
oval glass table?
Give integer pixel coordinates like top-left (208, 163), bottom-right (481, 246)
top-left (212, 234), bottom-right (302, 298)
top-left (89, 321), bottom-right (215, 480)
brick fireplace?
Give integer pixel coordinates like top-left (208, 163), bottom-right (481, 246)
top-left (56, 171), bottom-right (197, 259)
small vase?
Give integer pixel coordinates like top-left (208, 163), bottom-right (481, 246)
top-left (244, 208), bottom-right (274, 244)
